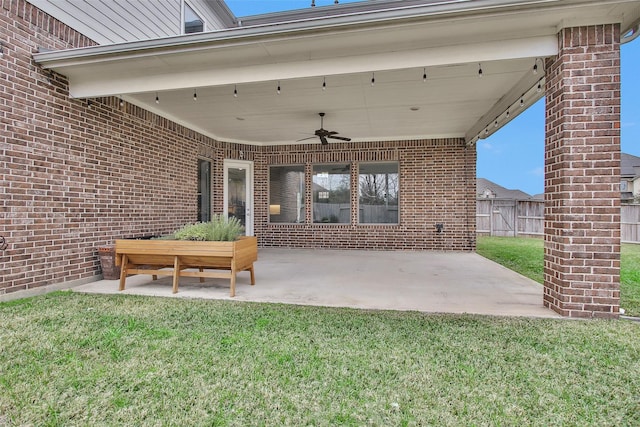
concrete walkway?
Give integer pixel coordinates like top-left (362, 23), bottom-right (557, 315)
top-left (74, 249), bottom-right (559, 318)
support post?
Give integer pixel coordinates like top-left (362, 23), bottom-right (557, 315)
top-left (543, 24), bottom-right (621, 318)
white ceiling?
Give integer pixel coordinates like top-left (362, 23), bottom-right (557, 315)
top-left (127, 58), bottom-right (537, 144)
top-left (34, 0), bottom-right (640, 146)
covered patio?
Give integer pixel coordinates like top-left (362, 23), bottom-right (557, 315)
top-left (3, 0), bottom-right (639, 318)
top-left (73, 249), bottom-right (558, 318)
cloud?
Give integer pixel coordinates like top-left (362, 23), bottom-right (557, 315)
top-left (480, 142), bottom-right (501, 154)
top-left (529, 167), bottom-right (544, 177)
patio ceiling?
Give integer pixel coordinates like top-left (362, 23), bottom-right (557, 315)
top-left (34, 0), bottom-right (640, 146)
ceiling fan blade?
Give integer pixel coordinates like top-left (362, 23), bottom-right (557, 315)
top-left (329, 135), bottom-right (351, 141)
top-left (319, 135), bottom-right (329, 145)
top-left (296, 136), bottom-right (317, 142)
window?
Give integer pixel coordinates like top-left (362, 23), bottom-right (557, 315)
top-left (197, 159), bottom-right (211, 222)
top-left (269, 166), bottom-right (305, 223)
top-left (313, 164), bottom-right (350, 223)
top-left (358, 162), bottom-right (399, 224)
top-left (184, 2), bottom-right (204, 34)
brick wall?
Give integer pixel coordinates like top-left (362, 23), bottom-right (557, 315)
top-left (255, 140), bottom-right (477, 250)
top-left (544, 24), bottom-right (621, 318)
top-left (1, 0), bottom-right (222, 294)
top-left (0, 0), bottom-right (477, 295)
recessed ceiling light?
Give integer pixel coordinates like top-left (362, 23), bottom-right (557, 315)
top-left (410, 107), bottom-right (420, 111)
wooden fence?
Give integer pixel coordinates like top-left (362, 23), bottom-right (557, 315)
top-left (476, 199), bottom-right (544, 237)
top-left (477, 200), bottom-right (640, 243)
top-left (622, 205), bottom-right (640, 243)
top-left (313, 203), bottom-right (398, 223)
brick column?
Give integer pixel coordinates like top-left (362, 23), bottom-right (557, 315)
top-left (544, 25), bottom-right (621, 318)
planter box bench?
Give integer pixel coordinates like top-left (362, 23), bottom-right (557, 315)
top-left (115, 236), bottom-right (257, 296)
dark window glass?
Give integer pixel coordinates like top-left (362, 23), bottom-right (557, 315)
top-left (184, 3), bottom-right (204, 34)
top-left (269, 166), bottom-right (305, 223)
top-left (197, 159), bottom-right (211, 222)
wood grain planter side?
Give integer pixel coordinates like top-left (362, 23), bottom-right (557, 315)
top-left (115, 236), bottom-right (257, 296)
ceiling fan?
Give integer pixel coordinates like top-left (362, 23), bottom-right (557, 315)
top-left (298, 112), bottom-right (352, 145)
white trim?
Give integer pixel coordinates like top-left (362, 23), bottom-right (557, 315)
top-left (32, 0), bottom-right (640, 64)
top-left (180, 0), bottom-right (185, 35)
top-left (35, 0), bottom-right (637, 65)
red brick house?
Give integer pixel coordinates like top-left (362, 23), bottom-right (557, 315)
top-left (2, 0), bottom-right (639, 318)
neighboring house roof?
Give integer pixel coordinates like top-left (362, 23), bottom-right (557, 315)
top-left (621, 152), bottom-right (640, 178)
top-left (477, 178), bottom-right (532, 200)
top-left (620, 152), bottom-right (640, 202)
top-left (478, 152), bottom-right (640, 202)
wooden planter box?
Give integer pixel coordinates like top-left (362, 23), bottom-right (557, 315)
top-left (115, 236), bottom-right (257, 296)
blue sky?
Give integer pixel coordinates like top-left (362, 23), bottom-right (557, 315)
top-left (477, 39), bottom-right (640, 196)
top-left (226, 1), bottom-right (640, 196)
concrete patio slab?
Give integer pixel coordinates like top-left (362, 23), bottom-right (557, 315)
top-left (73, 249), bottom-right (559, 318)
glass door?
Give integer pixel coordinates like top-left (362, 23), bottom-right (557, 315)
top-left (224, 160), bottom-right (254, 236)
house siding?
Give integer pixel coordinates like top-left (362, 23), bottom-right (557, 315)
top-left (1, 0), bottom-right (476, 295)
top-left (26, 0), bottom-right (206, 45)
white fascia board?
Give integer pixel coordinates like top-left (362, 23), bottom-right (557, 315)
top-left (63, 35), bottom-right (557, 98)
top-left (33, 0), bottom-right (635, 73)
top-left (32, 0), bottom-right (572, 64)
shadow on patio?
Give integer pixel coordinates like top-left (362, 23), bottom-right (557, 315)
top-left (75, 249), bottom-right (558, 318)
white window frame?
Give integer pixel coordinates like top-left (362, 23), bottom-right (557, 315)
top-left (182, 0), bottom-right (206, 34)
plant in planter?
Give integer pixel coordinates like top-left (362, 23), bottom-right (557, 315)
top-left (115, 215), bottom-right (257, 296)
top-left (173, 215), bottom-right (244, 241)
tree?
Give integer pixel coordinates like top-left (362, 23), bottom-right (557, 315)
top-left (359, 173), bottom-right (398, 205)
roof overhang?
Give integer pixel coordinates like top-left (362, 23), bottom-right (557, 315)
top-left (34, 0), bottom-right (640, 146)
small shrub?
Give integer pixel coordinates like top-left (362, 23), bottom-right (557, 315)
top-left (173, 215), bottom-right (244, 242)
top-left (174, 222), bottom-right (212, 241)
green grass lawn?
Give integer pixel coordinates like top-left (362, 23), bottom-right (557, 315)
top-left (1, 292), bottom-right (639, 426)
top-left (477, 236), bottom-right (640, 317)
